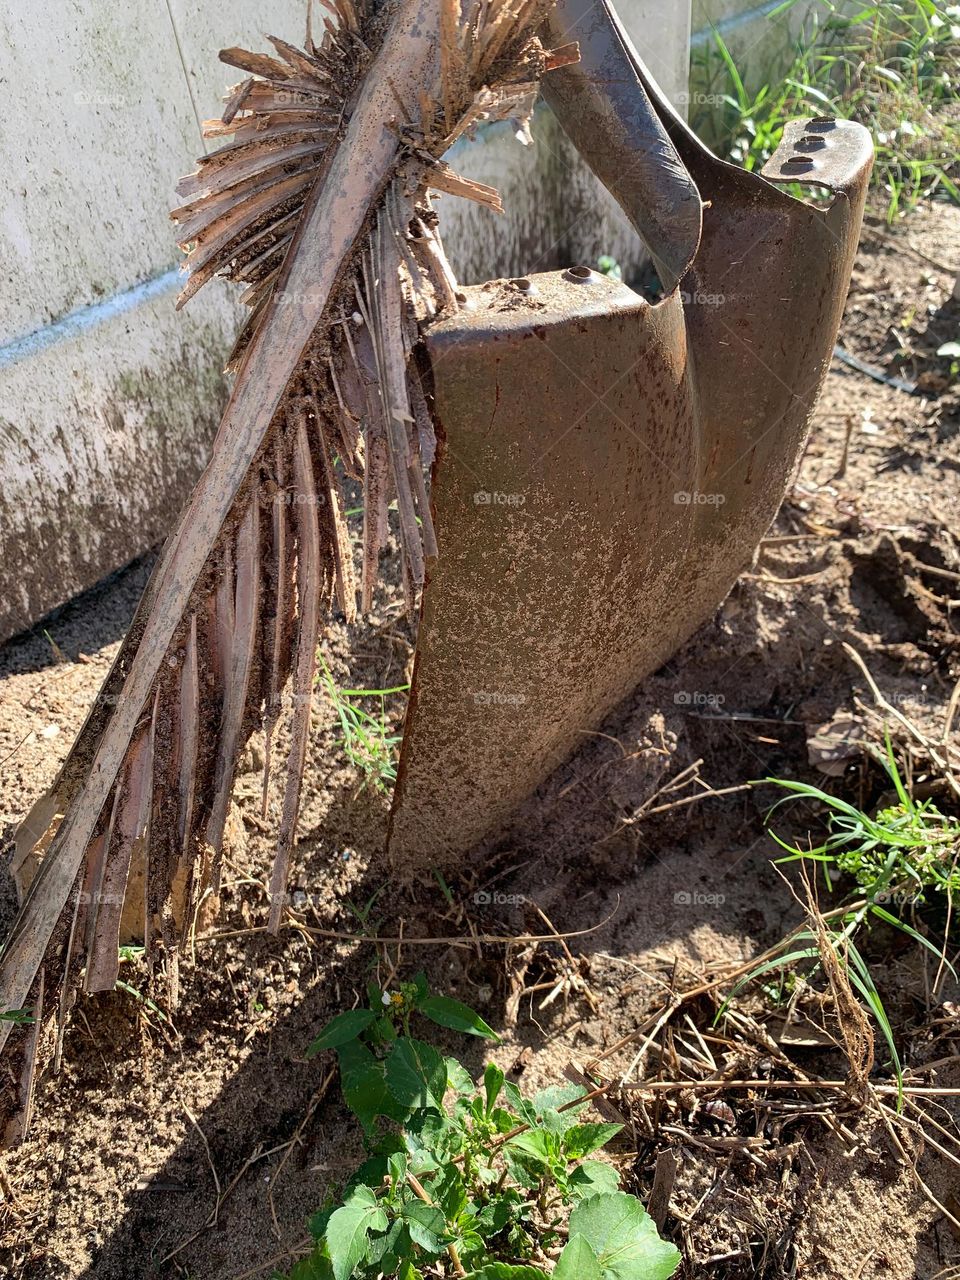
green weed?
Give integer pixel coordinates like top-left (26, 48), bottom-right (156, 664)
top-left (0, 1008), bottom-right (34, 1025)
top-left (280, 978), bottom-right (680, 1280)
top-left (766, 733), bottom-right (960, 911)
top-left (693, 0), bottom-right (960, 219)
top-left (318, 655), bottom-right (409, 794)
top-left (730, 733), bottom-right (960, 1105)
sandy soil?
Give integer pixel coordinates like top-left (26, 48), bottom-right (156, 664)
top-left (1, 199), bottom-right (959, 1280)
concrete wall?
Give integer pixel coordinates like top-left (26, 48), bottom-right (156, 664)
top-left (690, 0), bottom-right (818, 131)
top-left (0, 0), bottom-right (313, 643)
top-left (0, 1), bottom-right (692, 643)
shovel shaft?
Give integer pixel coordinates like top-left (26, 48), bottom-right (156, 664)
top-left (542, 0), bottom-right (702, 290)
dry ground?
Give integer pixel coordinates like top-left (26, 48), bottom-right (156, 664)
top-left (1, 199), bottom-right (959, 1280)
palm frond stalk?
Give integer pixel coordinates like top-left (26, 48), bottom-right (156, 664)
top-left (0, 0), bottom-right (571, 1141)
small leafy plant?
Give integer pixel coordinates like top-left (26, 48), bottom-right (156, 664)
top-left (318, 655), bottom-right (409, 794)
top-left (282, 977), bottom-right (680, 1280)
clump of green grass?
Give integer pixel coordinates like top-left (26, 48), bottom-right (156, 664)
top-left (318, 655), bottom-right (409, 794)
top-left (767, 733), bottom-right (960, 909)
top-left (693, 0), bottom-right (960, 219)
top-left (728, 733), bottom-right (960, 1103)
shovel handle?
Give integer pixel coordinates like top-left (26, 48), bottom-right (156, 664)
top-left (541, 0), bottom-right (702, 291)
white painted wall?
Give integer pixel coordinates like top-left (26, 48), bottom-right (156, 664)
top-left (0, 1), bottom-right (691, 643)
top-left (0, 0), bottom-right (312, 642)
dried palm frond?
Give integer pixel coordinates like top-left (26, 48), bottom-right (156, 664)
top-left (0, 0), bottom-right (572, 1141)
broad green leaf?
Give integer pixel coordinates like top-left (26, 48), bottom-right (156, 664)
top-left (503, 1129), bottom-right (553, 1188)
top-left (567, 1192), bottom-right (680, 1280)
top-left (483, 1063), bottom-right (505, 1116)
top-left (342, 1183), bottom-right (383, 1210)
top-left (431, 1163), bottom-right (468, 1219)
top-left (532, 1084), bottom-right (586, 1132)
top-left (346, 1136), bottom-right (405, 1198)
top-left (533, 1084), bottom-right (586, 1113)
top-left (307, 1009), bottom-right (376, 1055)
top-left (456, 1227), bottom-right (488, 1266)
top-left (473, 1196), bottom-right (517, 1235)
top-left (364, 1218), bottom-right (402, 1266)
top-left (419, 994), bottom-right (500, 1040)
top-left (555, 1235), bottom-right (603, 1280)
top-left (404, 1107), bottom-right (458, 1162)
top-left (337, 1040), bottom-right (406, 1132)
top-left (374, 1016), bottom-right (398, 1043)
top-left (503, 1128), bottom-right (552, 1169)
top-left (325, 1189), bottom-right (388, 1280)
top-left (400, 1200), bottom-right (447, 1254)
top-left (397, 1263), bottom-right (424, 1280)
top-left (385, 1038), bottom-right (448, 1110)
top-left (491, 1106), bottom-right (518, 1133)
top-left (377, 1222), bottom-right (412, 1276)
top-left (308, 1205), bottom-right (335, 1241)
top-left (569, 1161), bottom-right (621, 1201)
top-left (502, 1080), bottom-right (538, 1125)
top-left (563, 1123), bottom-right (622, 1159)
top-left (446, 1057), bottom-right (475, 1095)
top-left (284, 1250), bottom-right (335, 1280)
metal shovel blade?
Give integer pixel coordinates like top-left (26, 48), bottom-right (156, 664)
top-left (387, 2), bottom-right (872, 866)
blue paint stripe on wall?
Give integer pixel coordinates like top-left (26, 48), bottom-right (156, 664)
top-left (0, 1), bottom-right (786, 374)
top-left (0, 267), bottom-right (182, 373)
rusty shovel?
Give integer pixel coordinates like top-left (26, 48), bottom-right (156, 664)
top-left (388, 0), bottom-right (873, 862)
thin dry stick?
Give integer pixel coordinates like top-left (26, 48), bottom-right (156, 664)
top-left (642, 783), bottom-right (754, 818)
top-left (184, 1103), bottom-right (221, 1203)
top-left (230, 1237), bottom-right (313, 1280)
top-left (268, 1067), bottom-right (336, 1238)
top-left (944, 674), bottom-right (960, 746)
top-left (586, 897), bottom-right (872, 1069)
top-left (596, 757), bottom-right (753, 844)
top-left (844, 642), bottom-right (960, 799)
top-left (647, 1149), bottom-right (678, 1232)
top-left (195, 906), bottom-right (620, 951)
top-left (877, 1098), bottom-right (960, 1237)
top-left (618, 1079), bottom-right (960, 1096)
top-left (163, 1129), bottom-right (295, 1265)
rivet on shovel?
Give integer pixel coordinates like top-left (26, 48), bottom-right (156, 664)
top-left (563, 265), bottom-right (600, 284)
